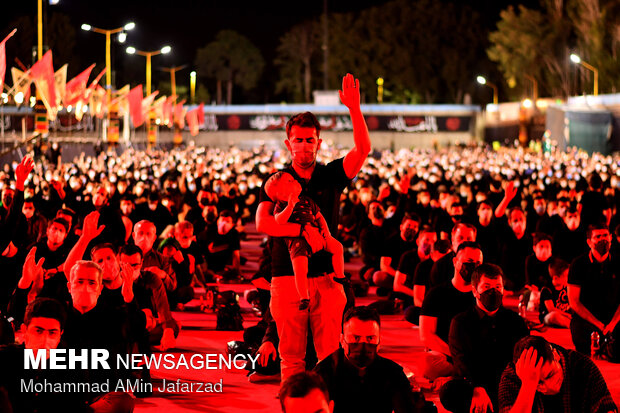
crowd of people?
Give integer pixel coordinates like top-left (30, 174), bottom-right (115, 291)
top-left (0, 72), bottom-right (618, 413)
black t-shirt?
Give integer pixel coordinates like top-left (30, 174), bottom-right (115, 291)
top-left (259, 158), bottom-right (351, 277)
top-left (397, 250), bottom-right (421, 288)
top-left (539, 285), bottom-right (570, 322)
top-left (201, 228), bottom-right (241, 272)
top-left (429, 252), bottom-right (455, 288)
top-left (382, 233), bottom-right (416, 270)
top-left (568, 253), bottom-right (620, 324)
top-left (421, 281), bottom-right (475, 343)
top-left (525, 254), bottom-right (552, 289)
top-left (413, 258), bottom-right (434, 290)
top-left (359, 224), bottom-right (388, 268)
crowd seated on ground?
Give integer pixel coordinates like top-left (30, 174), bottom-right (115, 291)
top-left (0, 141), bottom-right (618, 412)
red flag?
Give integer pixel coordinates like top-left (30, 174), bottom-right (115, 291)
top-left (128, 85), bottom-right (144, 128)
top-left (0, 29), bottom-right (16, 91)
top-left (65, 64), bottom-right (95, 107)
top-left (30, 50), bottom-right (57, 119)
top-left (186, 108), bottom-right (199, 136)
top-left (174, 100), bottom-right (186, 129)
top-left (83, 67), bottom-right (106, 101)
top-left (163, 95), bottom-right (175, 126)
top-left (197, 103), bottom-right (205, 126)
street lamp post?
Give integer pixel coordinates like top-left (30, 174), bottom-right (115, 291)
top-left (81, 22), bottom-right (134, 100)
top-left (570, 53), bottom-right (598, 96)
top-left (190, 71), bottom-right (196, 104)
top-left (126, 45), bottom-right (172, 146)
top-left (476, 76), bottom-right (498, 105)
top-left (126, 45), bottom-right (171, 96)
top-left (524, 74), bottom-right (538, 103)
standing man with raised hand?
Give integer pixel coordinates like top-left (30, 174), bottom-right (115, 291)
top-left (256, 73), bottom-right (371, 383)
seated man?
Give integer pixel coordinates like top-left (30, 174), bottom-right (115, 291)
top-left (200, 210), bottom-right (242, 282)
top-left (314, 306), bottom-right (423, 413)
top-left (119, 245), bottom-right (178, 351)
top-left (441, 263), bottom-right (529, 413)
top-left (133, 220), bottom-right (177, 293)
top-left (498, 335), bottom-right (618, 413)
top-left (158, 237), bottom-right (195, 310)
top-left (280, 371), bottom-right (333, 413)
top-left (419, 241), bottom-right (482, 382)
top-left (567, 224), bottom-right (620, 357)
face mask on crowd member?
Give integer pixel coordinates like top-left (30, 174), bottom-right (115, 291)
top-left (400, 217), bottom-right (420, 242)
top-left (586, 227), bottom-right (612, 260)
top-left (417, 229), bottom-right (437, 259)
top-left (132, 221), bottom-right (157, 254)
top-left (340, 307), bottom-right (380, 370)
top-left (508, 208), bottom-right (526, 239)
top-left (477, 201), bottom-right (493, 226)
top-left (563, 209), bottom-right (580, 231)
top-left (284, 115), bottom-right (322, 171)
top-left (2, 188), bottom-right (14, 209)
top-left (67, 261), bottom-right (104, 314)
top-left (46, 219), bottom-right (69, 250)
top-left (471, 264), bottom-right (504, 314)
top-left (453, 242), bottom-right (483, 285)
top-left (533, 197), bottom-right (546, 215)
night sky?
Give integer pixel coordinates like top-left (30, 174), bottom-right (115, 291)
top-left (1, 0), bottom-right (541, 102)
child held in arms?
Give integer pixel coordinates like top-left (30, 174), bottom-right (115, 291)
top-left (264, 171), bottom-right (346, 310)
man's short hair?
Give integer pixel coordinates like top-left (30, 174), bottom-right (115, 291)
top-left (90, 242), bottom-right (117, 259)
top-left (402, 212), bottom-right (421, 224)
top-left (70, 260), bottom-right (103, 284)
top-left (219, 209), bottom-right (236, 221)
top-left (48, 217), bottom-right (70, 233)
top-left (451, 222), bottom-right (477, 238)
top-left (175, 220), bottom-right (194, 233)
top-left (343, 305), bottom-right (381, 328)
top-left (512, 336), bottom-right (554, 364)
top-left (456, 241), bottom-right (482, 255)
top-left (120, 244), bottom-right (143, 259)
top-left (586, 223), bottom-right (609, 239)
top-left (471, 263), bottom-right (503, 289)
top-left (533, 232), bottom-right (553, 245)
top-left (56, 207), bottom-right (76, 223)
top-left (507, 207), bottom-right (525, 221)
top-left (24, 298), bottom-right (66, 330)
top-left (477, 199), bottom-right (494, 209)
top-left (279, 371), bottom-right (329, 412)
top-left (285, 112), bottom-right (321, 139)
top-left (548, 257), bottom-right (569, 276)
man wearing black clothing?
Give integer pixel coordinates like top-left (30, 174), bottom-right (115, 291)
top-left (567, 224), bottom-right (620, 356)
top-left (552, 205), bottom-right (588, 264)
top-left (474, 200), bottom-right (499, 264)
top-left (498, 207), bottom-right (532, 293)
top-left (420, 242), bottom-right (481, 381)
top-left (358, 200), bottom-right (387, 281)
top-left (429, 222), bottom-right (476, 287)
top-left (441, 263), bottom-right (529, 413)
top-left (256, 73), bottom-right (371, 383)
top-left (314, 306), bottom-right (420, 413)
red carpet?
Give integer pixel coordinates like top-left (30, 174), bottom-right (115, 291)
top-left (135, 225), bottom-right (620, 412)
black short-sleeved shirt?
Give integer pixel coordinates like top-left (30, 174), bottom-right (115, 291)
top-left (259, 158), bottom-right (351, 277)
top-left (397, 250), bottom-right (421, 287)
top-left (274, 195), bottom-right (320, 227)
top-left (568, 253), bottom-right (620, 324)
top-left (413, 258), bottom-right (434, 290)
top-left (382, 233), bottom-right (416, 269)
top-left (525, 254), bottom-right (552, 289)
top-left (421, 281), bottom-right (475, 343)
top-left (539, 285), bottom-right (570, 322)
top-left (201, 228), bottom-right (241, 272)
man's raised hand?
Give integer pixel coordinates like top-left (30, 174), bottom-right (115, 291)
top-left (339, 73), bottom-right (361, 110)
top-left (15, 156), bottom-right (34, 191)
top-left (82, 211), bottom-right (105, 240)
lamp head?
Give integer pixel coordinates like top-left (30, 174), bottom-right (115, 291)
top-left (124, 22), bottom-right (136, 31)
top-left (570, 54), bottom-right (581, 64)
top-left (476, 76), bottom-right (487, 85)
top-left (81, 24), bottom-right (92, 31)
top-left (161, 46), bottom-right (172, 54)
top-left (126, 46), bottom-right (136, 55)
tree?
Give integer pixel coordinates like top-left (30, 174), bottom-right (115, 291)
top-left (275, 21), bottom-right (321, 103)
top-left (194, 30), bottom-right (264, 104)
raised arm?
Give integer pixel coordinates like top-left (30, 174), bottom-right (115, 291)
top-left (341, 73), bottom-right (371, 179)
